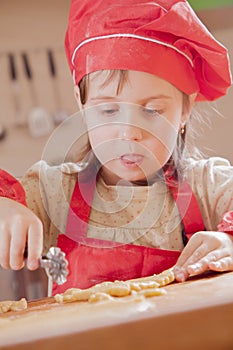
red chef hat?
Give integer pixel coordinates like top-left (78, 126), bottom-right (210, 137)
top-left (65, 0), bottom-right (232, 101)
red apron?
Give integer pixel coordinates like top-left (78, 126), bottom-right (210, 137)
top-left (0, 169), bottom-right (232, 295)
top-left (53, 174), bottom-right (205, 294)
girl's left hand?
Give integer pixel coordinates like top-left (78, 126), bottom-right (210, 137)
top-left (173, 231), bottom-right (233, 282)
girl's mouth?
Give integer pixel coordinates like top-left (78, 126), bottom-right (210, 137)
top-left (120, 154), bottom-right (144, 168)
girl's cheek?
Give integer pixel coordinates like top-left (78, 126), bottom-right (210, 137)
top-left (149, 124), bottom-right (179, 156)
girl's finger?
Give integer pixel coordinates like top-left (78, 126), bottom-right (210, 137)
top-left (184, 247), bottom-right (232, 276)
top-left (187, 247), bottom-right (230, 274)
top-left (9, 221), bottom-right (27, 270)
top-left (202, 248), bottom-right (229, 265)
top-left (175, 233), bottom-right (204, 267)
top-left (176, 241), bottom-right (210, 269)
top-left (173, 267), bottom-right (189, 282)
top-left (186, 260), bottom-right (208, 276)
top-left (0, 226), bottom-right (11, 269)
top-left (176, 231), bottom-right (229, 268)
top-left (27, 219), bottom-right (43, 270)
top-left (209, 257), bottom-right (233, 272)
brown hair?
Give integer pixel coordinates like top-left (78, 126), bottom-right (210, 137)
top-left (79, 70), bottom-right (129, 105)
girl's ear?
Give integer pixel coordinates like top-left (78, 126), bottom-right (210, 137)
top-left (182, 92), bottom-right (197, 124)
top-left (74, 85), bottom-right (83, 111)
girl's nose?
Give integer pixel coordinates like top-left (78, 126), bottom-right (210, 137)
top-left (120, 123), bottom-right (143, 141)
top-left (118, 105), bottom-right (144, 141)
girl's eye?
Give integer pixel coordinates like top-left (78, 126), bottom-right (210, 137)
top-left (102, 109), bottom-right (118, 115)
top-left (142, 107), bottom-right (163, 116)
top-left (99, 104), bottom-right (119, 116)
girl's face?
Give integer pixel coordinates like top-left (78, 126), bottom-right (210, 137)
top-left (77, 70), bottom-right (187, 185)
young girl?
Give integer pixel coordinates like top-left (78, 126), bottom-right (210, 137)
top-left (1, 0), bottom-right (233, 295)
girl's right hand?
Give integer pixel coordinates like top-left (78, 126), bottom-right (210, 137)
top-left (0, 197), bottom-right (43, 271)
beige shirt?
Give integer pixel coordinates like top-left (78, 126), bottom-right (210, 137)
top-left (21, 157), bottom-right (233, 254)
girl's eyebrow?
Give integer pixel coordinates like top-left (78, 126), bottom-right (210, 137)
top-left (140, 95), bottom-right (172, 102)
top-left (89, 96), bottom-right (117, 101)
top-left (89, 94), bottom-right (172, 101)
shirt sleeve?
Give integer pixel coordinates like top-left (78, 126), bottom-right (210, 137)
top-left (20, 161), bottom-right (76, 254)
top-left (0, 169), bottom-right (26, 205)
top-left (217, 211), bottom-right (233, 235)
top-left (185, 157), bottom-right (233, 231)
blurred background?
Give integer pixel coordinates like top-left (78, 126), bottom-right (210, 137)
top-left (0, 0), bottom-right (77, 178)
top-left (0, 0), bottom-right (232, 300)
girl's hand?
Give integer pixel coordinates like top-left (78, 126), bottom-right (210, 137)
top-left (0, 197), bottom-right (43, 271)
top-left (173, 231), bottom-right (233, 282)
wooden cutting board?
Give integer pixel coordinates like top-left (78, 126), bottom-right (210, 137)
top-left (1, 271), bottom-right (233, 350)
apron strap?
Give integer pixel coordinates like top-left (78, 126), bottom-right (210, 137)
top-left (66, 176), bottom-right (121, 247)
top-left (166, 176), bottom-right (205, 237)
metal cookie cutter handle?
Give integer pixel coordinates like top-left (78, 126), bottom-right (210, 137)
top-left (40, 247), bottom-right (69, 285)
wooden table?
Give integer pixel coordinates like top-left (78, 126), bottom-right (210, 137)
top-left (1, 271), bottom-right (233, 350)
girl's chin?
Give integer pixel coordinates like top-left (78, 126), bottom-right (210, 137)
top-left (101, 167), bottom-right (159, 185)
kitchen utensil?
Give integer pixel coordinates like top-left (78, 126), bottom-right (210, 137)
top-left (8, 53), bottom-right (25, 127)
top-left (47, 49), bottom-right (69, 125)
top-left (0, 123), bottom-right (6, 141)
top-left (21, 52), bottom-right (54, 137)
top-left (40, 247), bottom-right (69, 285)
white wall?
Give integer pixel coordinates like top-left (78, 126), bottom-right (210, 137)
top-left (191, 21), bottom-right (233, 162)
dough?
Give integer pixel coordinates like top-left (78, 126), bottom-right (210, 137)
top-left (0, 298), bottom-right (27, 313)
top-left (54, 268), bottom-right (174, 303)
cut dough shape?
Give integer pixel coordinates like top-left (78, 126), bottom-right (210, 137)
top-left (0, 298), bottom-right (27, 313)
top-left (55, 268), bottom-right (175, 304)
